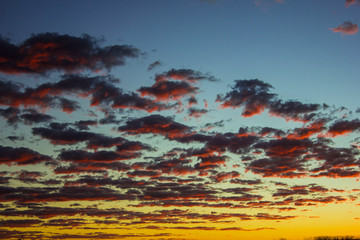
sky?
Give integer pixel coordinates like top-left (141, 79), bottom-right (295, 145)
top-left (0, 0), bottom-right (360, 240)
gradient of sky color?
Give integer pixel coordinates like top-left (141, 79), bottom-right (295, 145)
top-left (0, 1), bottom-right (359, 240)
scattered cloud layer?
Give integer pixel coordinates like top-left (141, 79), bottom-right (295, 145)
top-left (1, 32), bottom-right (359, 239)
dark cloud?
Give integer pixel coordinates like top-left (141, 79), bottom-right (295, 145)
top-left (0, 219), bottom-right (43, 227)
top-left (255, 138), bottom-right (313, 158)
top-left (155, 68), bottom-right (218, 83)
top-left (146, 158), bottom-right (196, 176)
top-left (17, 170), bottom-right (43, 183)
top-left (73, 120), bottom-right (98, 130)
top-left (0, 107), bottom-right (20, 125)
top-left (188, 108), bottom-right (208, 118)
top-left (138, 69), bottom-right (217, 104)
top-left (287, 121), bottom-right (326, 139)
top-left (32, 126), bottom-right (100, 145)
top-left (59, 149), bottom-right (140, 162)
top-left (0, 146), bottom-right (51, 165)
top-left (7, 135), bottom-right (24, 141)
top-left (20, 109), bottom-right (54, 124)
top-left (268, 100), bottom-right (322, 122)
top-left (147, 60), bottom-right (162, 71)
top-left (246, 157), bottom-right (307, 178)
top-left (54, 161), bottom-right (131, 174)
top-left (138, 80), bottom-right (198, 102)
top-left (42, 218), bottom-right (85, 228)
top-left (216, 79), bottom-right (275, 117)
top-left (0, 32), bottom-right (139, 74)
top-left (216, 79), bottom-right (325, 122)
top-left (33, 74), bottom-right (171, 113)
top-left (0, 79), bottom-right (80, 113)
top-left (210, 171), bottom-right (241, 182)
top-left (1, 185), bottom-right (129, 203)
top-left (327, 119), bottom-right (360, 137)
top-left (0, 107), bottom-right (54, 126)
top-left (118, 114), bottom-right (192, 139)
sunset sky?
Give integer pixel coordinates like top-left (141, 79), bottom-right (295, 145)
top-left (0, 1), bottom-right (360, 240)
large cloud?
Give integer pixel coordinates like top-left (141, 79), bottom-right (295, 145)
top-left (0, 33), bottom-right (139, 74)
top-left (0, 146), bottom-right (51, 165)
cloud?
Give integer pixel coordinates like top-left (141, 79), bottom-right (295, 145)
top-left (138, 81), bottom-right (198, 101)
top-left (327, 119), bottom-right (360, 136)
top-left (155, 68), bottom-right (217, 83)
top-left (0, 79), bottom-right (80, 113)
top-left (0, 146), bottom-right (51, 165)
top-left (20, 109), bottom-right (54, 124)
top-left (0, 32), bottom-right (139, 74)
top-left (32, 74), bottom-right (171, 113)
top-left (138, 68), bottom-right (216, 105)
top-left (1, 186), bottom-right (129, 203)
top-left (246, 157), bottom-right (307, 178)
top-left (147, 60), bottom-right (162, 71)
top-left (330, 21), bottom-right (359, 35)
top-left (269, 100), bottom-right (322, 122)
top-left (54, 162), bottom-right (131, 174)
top-left (118, 114), bottom-right (192, 139)
top-left (216, 79), bottom-right (275, 117)
top-left (216, 79), bottom-right (323, 122)
top-left (287, 121), bottom-right (326, 139)
top-left (0, 219), bottom-right (43, 227)
top-left (1, 32), bottom-right (360, 239)
top-left (345, 0), bottom-right (360, 7)
top-left (59, 149), bottom-right (140, 162)
top-left (32, 126), bottom-right (101, 145)
top-left (0, 107), bottom-right (54, 126)
top-left (188, 108), bottom-right (208, 118)
top-left (254, 0), bottom-right (285, 7)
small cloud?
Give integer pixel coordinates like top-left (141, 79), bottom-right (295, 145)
top-left (254, 0), bottom-right (284, 7)
top-left (147, 61), bottom-right (162, 71)
top-left (345, 0), bottom-right (360, 7)
top-left (330, 21), bottom-right (359, 35)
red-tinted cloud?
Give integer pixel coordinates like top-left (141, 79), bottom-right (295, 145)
top-left (138, 81), bottom-right (198, 101)
top-left (0, 33), bottom-right (139, 74)
top-left (287, 121), bottom-right (326, 139)
top-left (118, 114), bottom-right (192, 139)
top-left (216, 79), bottom-right (274, 117)
top-left (345, 0), bottom-right (360, 7)
top-left (0, 146), bottom-right (51, 165)
top-left (327, 119), bottom-right (360, 137)
top-left (211, 171), bottom-right (241, 182)
top-left (330, 21), bottom-right (359, 35)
